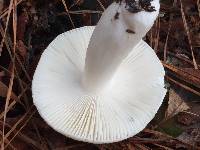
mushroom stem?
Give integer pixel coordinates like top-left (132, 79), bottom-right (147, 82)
top-left (83, 0), bottom-right (160, 92)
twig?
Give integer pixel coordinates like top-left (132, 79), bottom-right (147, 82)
top-left (0, 0), bottom-right (13, 56)
top-left (96, 0), bottom-right (105, 10)
top-left (0, 0), bottom-right (23, 19)
top-left (153, 17), bottom-right (160, 52)
top-left (0, 130), bottom-right (16, 150)
top-left (0, 24), bottom-right (31, 82)
top-left (0, 65), bottom-right (28, 87)
top-left (69, 0), bottom-right (83, 9)
top-left (162, 62), bottom-right (200, 88)
top-left (58, 10), bottom-right (103, 15)
top-left (179, 0), bottom-right (198, 69)
top-left (144, 129), bottom-right (198, 149)
top-left (0, 22), bottom-right (32, 109)
top-left (163, 0), bottom-right (177, 62)
top-left (167, 51), bottom-right (200, 68)
top-left (60, 0), bottom-right (75, 28)
top-left (165, 75), bottom-right (200, 96)
top-left (5, 108), bottom-right (36, 149)
top-left (1, 0), bottom-right (17, 148)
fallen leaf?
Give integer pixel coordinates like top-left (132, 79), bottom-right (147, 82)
top-left (177, 127), bottom-right (200, 146)
top-left (17, 11), bottom-right (29, 41)
top-left (177, 113), bottom-right (197, 126)
top-left (165, 89), bottom-right (190, 119)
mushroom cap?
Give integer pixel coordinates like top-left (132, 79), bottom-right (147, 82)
top-left (32, 26), bottom-right (166, 144)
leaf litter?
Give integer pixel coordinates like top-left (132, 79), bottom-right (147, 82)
top-left (0, 0), bottom-right (199, 149)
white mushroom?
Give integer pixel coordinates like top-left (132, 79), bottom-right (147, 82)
top-left (32, 0), bottom-right (166, 144)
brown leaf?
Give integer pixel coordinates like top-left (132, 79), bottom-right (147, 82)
top-left (17, 40), bottom-right (27, 59)
top-left (177, 113), bottom-right (196, 126)
top-left (165, 89), bottom-right (190, 119)
top-left (178, 127), bottom-right (200, 146)
top-left (17, 11), bottom-right (29, 41)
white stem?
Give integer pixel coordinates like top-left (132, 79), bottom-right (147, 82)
top-left (83, 1), bottom-right (160, 92)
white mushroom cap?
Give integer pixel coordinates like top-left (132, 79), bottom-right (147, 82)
top-left (32, 0), bottom-right (166, 144)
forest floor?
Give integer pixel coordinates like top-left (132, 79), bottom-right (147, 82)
top-left (0, 0), bottom-right (200, 149)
